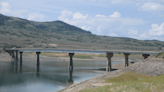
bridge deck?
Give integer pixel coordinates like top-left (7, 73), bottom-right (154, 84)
top-left (16, 49), bottom-right (158, 55)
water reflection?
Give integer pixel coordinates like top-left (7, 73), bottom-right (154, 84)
top-left (15, 61), bottom-right (18, 73)
top-left (1, 54), bottom-right (125, 92)
top-left (67, 68), bottom-right (73, 84)
top-left (36, 64), bottom-right (40, 77)
top-left (19, 62), bottom-right (22, 73)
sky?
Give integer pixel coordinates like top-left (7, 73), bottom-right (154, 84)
top-left (0, 0), bottom-right (164, 41)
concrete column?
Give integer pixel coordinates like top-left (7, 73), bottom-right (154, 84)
top-left (19, 51), bottom-right (23, 72)
top-left (15, 50), bottom-right (18, 61)
top-left (36, 52), bottom-right (40, 76)
top-left (9, 50), bottom-right (12, 56)
top-left (106, 52), bottom-right (113, 72)
top-left (12, 51), bottom-right (15, 59)
top-left (68, 53), bottom-right (74, 70)
top-left (9, 51), bottom-right (11, 55)
top-left (124, 53), bottom-right (130, 67)
top-left (142, 54), bottom-right (150, 59)
top-left (36, 52), bottom-right (41, 66)
top-left (19, 52), bottom-right (23, 65)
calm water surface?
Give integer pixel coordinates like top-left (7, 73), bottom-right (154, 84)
top-left (0, 58), bottom-right (124, 92)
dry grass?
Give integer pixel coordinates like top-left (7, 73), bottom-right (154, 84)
top-left (80, 72), bottom-right (164, 92)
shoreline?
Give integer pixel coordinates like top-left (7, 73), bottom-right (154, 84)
top-left (59, 68), bottom-right (124, 92)
top-left (59, 56), bottom-right (164, 92)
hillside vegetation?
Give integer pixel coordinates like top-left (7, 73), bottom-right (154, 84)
top-left (80, 72), bottom-right (164, 92)
top-left (0, 13), bottom-right (164, 51)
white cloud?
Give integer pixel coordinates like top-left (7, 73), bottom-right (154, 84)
top-left (139, 3), bottom-right (164, 11)
top-left (109, 33), bottom-right (118, 36)
top-left (128, 29), bottom-right (138, 35)
top-left (0, 2), bottom-right (10, 14)
top-left (110, 0), bottom-right (134, 4)
top-left (140, 33), bottom-right (148, 39)
top-left (81, 26), bottom-right (93, 30)
top-left (109, 11), bottom-right (121, 17)
top-left (58, 10), bottom-right (146, 36)
top-left (28, 12), bottom-right (45, 21)
top-left (95, 14), bottom-right (107, 17)
top-left (73, 12), bottom-right (88, 19)
top-left (0, 2), bottom-right (29, 18)
top-left (149, 22), bottom-right (164, 36)
top-left (58, 10), bottom-right (73, 21)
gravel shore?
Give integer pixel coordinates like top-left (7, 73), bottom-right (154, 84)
top-left (123, 57), bottom-right (164, 76)
top-left (60, 57), bottom-right (164, 92)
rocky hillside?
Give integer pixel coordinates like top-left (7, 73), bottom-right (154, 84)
top-left (0, 13), bottom-right (164, 51)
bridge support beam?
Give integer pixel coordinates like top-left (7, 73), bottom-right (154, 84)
top-left (36, 52), bottom-right (41, 73)
top-left (124, 53), bottom-right (130, 67)
top-left (142, 54), bottom-right (150, 59)
top-left (106, 52), bottom-right (113, 72)
top-left (68, 53), bottom-right (74, 71)
top-left (19, 52), bottom-right (23, 65)
top-left (9, 50), bottom-right (12, 56)
top-left (19, 51), bottom-right (23, 73)
top-left (36, 52), bottom-right (41, 66)
top-left (12, 51), bottom-right (15, 60)
top-left (15, 50), bottom-right (18, 61)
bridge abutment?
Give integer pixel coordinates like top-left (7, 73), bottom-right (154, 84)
top-left (106, 52), bottom-right (113, 72)
top-left (124, 53), bottom-right (130, 67)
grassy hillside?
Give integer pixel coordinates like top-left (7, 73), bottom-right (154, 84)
top-left (0, 13), bottom-right (164, 51)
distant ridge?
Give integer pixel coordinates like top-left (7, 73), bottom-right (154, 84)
top-left (0, 13), bottom-right (91, 34)
top-left (0, 13), bottom-right (164, 51)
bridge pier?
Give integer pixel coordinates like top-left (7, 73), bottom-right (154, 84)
top-left (36, 52), bottom-right (41, 66)
top-left (106, 52), bottom-right (113, 72)
top-left (12, 51), bottom-right (15, 60)
top-left (9, 51), bottom-right (12, 56)
top-left (19, 52), bottom-right (23, 66)
top-left (124, 53), bottom-right (130, 67)
top-left (36, 52), bottom-right (40, 76)
top-left (15, 50), bottom-right (18, 61)
top-left (142, 54), bottom-right (150, 59)
top-left (68, 53), bottom-right (74, 70)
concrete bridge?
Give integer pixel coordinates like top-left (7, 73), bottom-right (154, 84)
top-left (4, 49), bottom-right (158, 73)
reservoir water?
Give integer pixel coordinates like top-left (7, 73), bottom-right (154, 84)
top-left (0, 58), bottom-right (124, 92)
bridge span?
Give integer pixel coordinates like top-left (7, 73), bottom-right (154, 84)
top-left (5, 49), bottom-right (158, 72)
